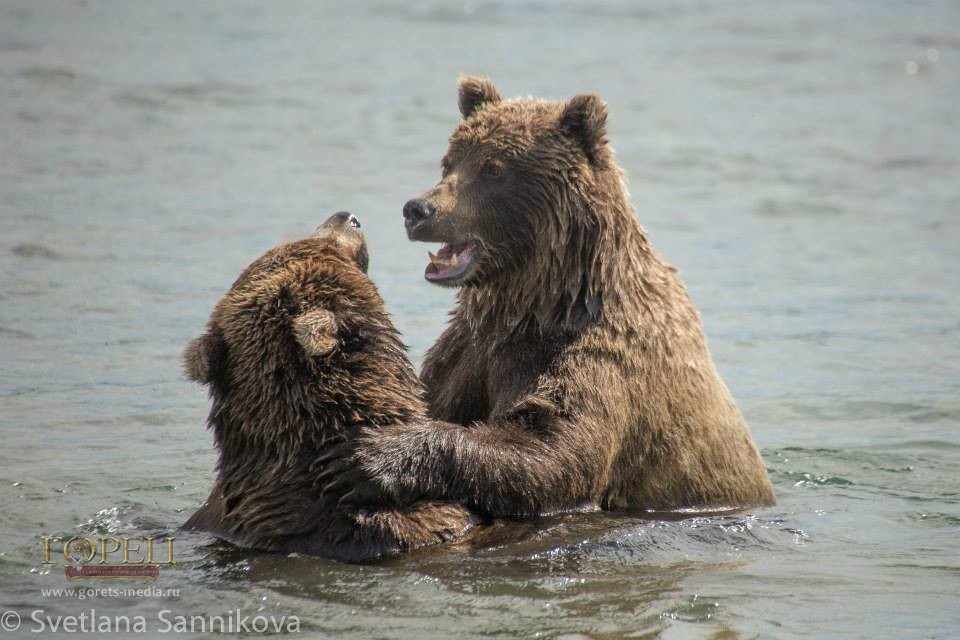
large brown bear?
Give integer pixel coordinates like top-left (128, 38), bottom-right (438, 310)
top-left (182, 212), bottom-right (477, 562)
top-left (322, 77), bottom-right (776, 516)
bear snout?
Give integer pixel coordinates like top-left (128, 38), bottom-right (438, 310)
top-left (403, 198), bottom-right (436, 235)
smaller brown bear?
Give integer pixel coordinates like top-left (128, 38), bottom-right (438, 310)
top-left (182, 212), bottom-right (477, 562)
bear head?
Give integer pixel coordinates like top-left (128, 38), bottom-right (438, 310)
top-left (183, 212), bottom-right (423, 454)
top-left (403, 76), bottom-right (632, 331)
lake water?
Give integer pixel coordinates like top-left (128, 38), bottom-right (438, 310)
top-left (1, 1), bottom-right (958, 638)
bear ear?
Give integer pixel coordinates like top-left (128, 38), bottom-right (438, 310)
top-left (458, 75), bottom-right (501, 119)
top-left (560, 93), bottom-right (609, 165)
top-left (293, 308), bottom-right (338, 357)
top-left (183, 329), bottom-right (226, 384)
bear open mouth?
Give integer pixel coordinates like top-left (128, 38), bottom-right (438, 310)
top-left (425, 241), bottom-right (479, 283)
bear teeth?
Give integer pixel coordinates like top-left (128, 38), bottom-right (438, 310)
top-left (428, 250), bottom-right (458, 268)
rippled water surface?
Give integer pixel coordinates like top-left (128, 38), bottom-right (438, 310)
top-left (2, 1), bottom-right (959, 638)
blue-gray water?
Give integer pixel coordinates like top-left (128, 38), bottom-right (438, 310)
top-left (1, 1), bottom-right (958, 638)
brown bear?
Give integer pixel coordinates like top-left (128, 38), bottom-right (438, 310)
top-left (320, 77), bottom-right (776, 516)
top-left (182, 212), bottom-right (477, 562)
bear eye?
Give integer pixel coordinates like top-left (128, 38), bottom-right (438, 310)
top-left (482, 160), bottom-right (504, 178)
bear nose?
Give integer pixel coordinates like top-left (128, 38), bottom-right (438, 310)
top-left (403, 199), bottom-right (436, 228)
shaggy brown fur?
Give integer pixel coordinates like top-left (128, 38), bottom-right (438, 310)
top-left (322, 78), bottom-right (776, 516)
top-left (182, 212), bottom-right (477, 562)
